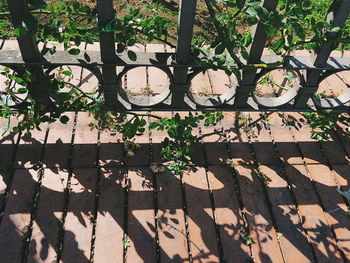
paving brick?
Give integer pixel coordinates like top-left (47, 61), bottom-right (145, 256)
top-left (127, 168), bottom-right (157, 263)
top-left (249, 113), bottom-right (280, 165)
top-left (287, 113), bottom-right (326, 164)
top-left (0, 169), bottom-right (39, 263)
top-left (99, 130), bottom-right (124, 168)
top-left (150, 112), bottom-right (172, 163)
top-left (157, 171), bottom-right (189, 262)
top-left (285, 164), bottom-right (343, 263)
top-left (149, 112), bottom-right (189, 261)
top-left (94, 168), bottom-right (125, 263)
top-left (235, 165), bottom-right (285, 263)
top-left (71, 112), bottom-right (98, 168)
top-left (27, 169), bottom-right (68, 263)
top-left (79, 43), bottom-right (100, 94)
top-left (0, 121), bottom-right (18, 207)
top-left (228, 142), bottom-right (254, 165)
top-left (126, 45), bottom-right (147, 94)
top-left (183, 167), bottom-right (220, 263)
top-left (44, 112), bottom-right (75, 168)
top-left (324, 73), bottom-right (348, 97)
top-left (61, 168), bottom-right (97, 262)
top-left (0, 167), bottom-right (13, 206)
top-left (146, 44), bottom-right (168, 94)
top-left (0, 117), bottom-right (19, 168)
top-left (320, 135), bottom-right (348, 165)
top-left (268, 113), bottom-right (303, 165)
top-left (307, 164), bottom-right (350, 260)
top-left (339, 70), bottom-right (350, 85)
top-left (331, 164), bottom-right (350, 190)
top-left (126, 113), bottom-right (151, 167)
top-left (202, 123), bottom-right (228, 165)
top-left (175, 112), bottom-right (206, 166)
top-left (2, 39), bottom-right (19, 50)
top-left (15, 125), bottom-right (47, 168)
top-left (190, 71), bottom-right (212, 95)
top-left (225, 112), bottom-right (254, 166)
top-left (259, 165), bottom-right (314, 262)
top-left (335, 120), bottom-right (350, 156)
top-left (207, 69), bottom-right (232, 95)
top-left (208, 166), bottom-right (251, 262)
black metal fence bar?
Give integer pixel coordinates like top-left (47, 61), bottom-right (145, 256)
top-left (6, 0), bottom-right (40, 62)
top-left (171, 0), bottom-right (197, 108)
top-left (1, 0), bottom-right (350, 112)
top-left (97, 0), bottom-right (119, 106)
top-left (234, 0), bottom-right (279, 108)
top-left (294, 0), bottom-right (350, 108)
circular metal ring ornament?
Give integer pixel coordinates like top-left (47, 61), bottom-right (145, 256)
top-left (116, 66), bottom-right (172, 107)
top-left (312, 70), bottom-right (350, 109)
top-left (252, 69), bottom-right (304, 108)
top-left (186, 69), bottom-right (238, 107)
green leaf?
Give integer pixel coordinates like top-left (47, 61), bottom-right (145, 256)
top-left (68, 48), bottom-right (80, 55)
top-left (14, 77), bottom-right (26, 85)
top-left (331, 26), bottom-right (341, 32)
top-left (60, 115), bottom-right (70, 124)
top-left (272, 38), bottom-right (284, 51)
top-left (14, 26), bottom-right (28, 38)
top-left (237, 0), bottom-right (246, 10)
top-left (246, 7), bottom-right (257, 16)
top-left (62, 70), bottom-right (72, 76)
top-left (127, 50), bottom-right (137, 61)
top-left (17, 88), bottom-right (28, 94)
top-left (265, 25), bottom-right (277, 37)
top-left (168, 126), bottom-right (177, 138)
top-left (123, 238), bottom-right (131, 249)
top-left (117, 43), bottom-right (125, 53)
top-left (149, 122), bottom-right (159, 130)
top-left (215, 43), bottom-right (225, 55)
top-left (243, 236), bottom-right (253, 245)
top-left (242, 33), bottom-right (252, 47)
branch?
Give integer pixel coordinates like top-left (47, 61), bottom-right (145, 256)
top-left (203, 0), bottom-right (244, 67)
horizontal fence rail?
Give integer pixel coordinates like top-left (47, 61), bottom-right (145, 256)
top-left (1, 0), bottom-right (350, 112)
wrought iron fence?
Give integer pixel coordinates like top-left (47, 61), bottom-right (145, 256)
top-left (2, 0), bottom-right (350, 111)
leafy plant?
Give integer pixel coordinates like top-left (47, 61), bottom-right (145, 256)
top-left (240, 228), bottom-right (253, 246)
top-left (149, 112), bottom-right (223, 175)
top-left (303, 111), bottom-right (344, 141)
top-left (1, 0), bottom-right (350, 176)
top-left (123, 237), bottom-right (131, 249)
top-left (254, 168), bottom-right (271, 185)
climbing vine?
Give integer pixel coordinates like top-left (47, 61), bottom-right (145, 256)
top-left (0, 0), bottom-right (350, 173)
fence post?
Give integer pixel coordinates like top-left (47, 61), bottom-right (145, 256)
top-left (6, 0), bottom-right (59, 108)
top-left (171, 0), bottom-right (197, 108)
top-left (294, 0), bottom-right (350, 108)
top-left (97, 0), bottom-right (119, 107)
top-left (233, 0), bottom-right (278, 108)
top-left (6, 0), bottom-right (40, 62)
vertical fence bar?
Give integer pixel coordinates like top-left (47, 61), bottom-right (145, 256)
top-left (6, 0), bottom-right (57, 107)
top-left (294, 0), bottom-right (350, 108)
top-left (97, 0), bottom-right (118, 107)
top-left (171, 0), bottom-right (197, 108)
top-left (233, 0), bottom-right (278, 108)
top-left (6, 0), bottom-right (40, 62)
